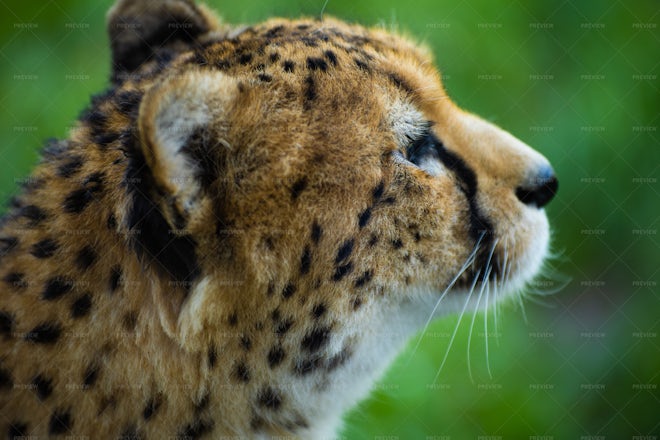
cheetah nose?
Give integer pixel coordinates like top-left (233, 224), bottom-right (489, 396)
top-left (515, 164), bottom-right (558, 208)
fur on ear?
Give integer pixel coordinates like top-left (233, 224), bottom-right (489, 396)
top-left (137, 69), bottom-right (239, 218)
top-left (107, 0), bottom-right (220, 81)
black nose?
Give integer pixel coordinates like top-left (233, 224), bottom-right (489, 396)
top-left (515, 165), bottom-right (558, 208)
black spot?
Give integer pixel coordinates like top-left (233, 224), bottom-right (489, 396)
top-left (82, 364), bottom-right (99, 388)
top-left (31, 374), bottom-right (53, 400)
top-left (388, 72), bottom-right (414, 94)
top-left (358, 208), bottom-right (372, 228)
top-left (194, 392), bottom-right (210, 414)
top-left (293, 357), bottom-right (321, 376)
top-left (354, 58), bottom-right (370, 72)
top-left (372, 181), bottom-right (385, 200)
top-left (8, 422), bottom-right (28, 439)
top-left (42, 277), bottom-right (73, 301)
top-left (382, 196), bottom-right (396, 205)
top-left (120, 426), bottom-right (142, 440)
top-left (290, 177), bottom-right (308, 200)
top-left (228, 312), bottom-right (238, 327)
top-left (238, 53), bottom-right (253, 65)
top-left (235, 362), bottom-right (250, 382)
top-left (355, 271), bottom-right (373, 288)
top-left (19, 205), bottom-right (47, 225)
top-left (306, 57), bottom-right (328, 71)
top-left (304, 75), bottom-right (316, 109)
top-left (352, 297), bottom-right (363, 310)
top-left (63, 172), bottom-right (104, 213)
top-left (392, 239), bottom-right (404, 249)
top-left (0, 236), bottom-right (18, 256)
top-left (57, 155), bottom-right (84, 178)
top-left (207, 345), bottom-right (217, 369)
top-left (107, 213), bottom-right (117, 230)
top-left (143, 395), bottom-right (163, 420)
top-left (114, 90), bottom-right (142, 116)
top-left (0, 311), bottom-right (14, 336)
top-left (311, 222), bottom-right (322, 244)
top-left (300, 247), bottom-right (311, 275)
top-left (0, 367), bottom-right (13, 390)
top-left (109, 266), bottom-right (122, 292)
top-left (324, 50), bottom-right (338, 66)
top-left (48, 409), bottom-right (72, 434)
top-left (268, 346), bottom-right (286, 368)
top-left (258, 386), bottom-right (282, 410)
top-left (282, 283), bottom-right (296, 299)
top-left (265, 25), bottom-right (284, 38)
top-left (301, 326), bottom-right (331, 353)
top-left (312, 303), bottom-right (326, 319)
top-left (269, 52), bottom-right (280, 63)
top-left (178, 419), bottom-right (214, 439)
top-left (30, 238), bottom-right (59, 259)
top-left (71, 293), bottom-right (92, 318)
top-left (75, 246), bottom-right (97, 270)
top-left (283, 60), bottom-right (295, 72)
top-left (3, 272), bottom-right (26, 289)
top-left (275, 319), bottom-right (293, 336)
top-left (368, 234), bottom-right (379, 247)
top-left (241, 335), bottom-right (252, 351)
top-left (333, 262), bottom-right (353, 281)
top-left (25, 322), bottom-right (61, 344)
top-left (335, 239), bottom-right (354, 264)
top-left (327, 348), bottom-right (351, 371)
top-left (257, 73), bottom-right (272, 82)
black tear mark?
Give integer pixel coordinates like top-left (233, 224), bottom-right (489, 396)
top-left (301, 326), bottom-right (331, 353)
top-left (25, 322), bottom-right (62, 344)
top-left (335, 239), bottom-right (354, 264)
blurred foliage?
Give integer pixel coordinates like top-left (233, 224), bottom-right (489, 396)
top-left (0, 0), bottom-right (658, 438)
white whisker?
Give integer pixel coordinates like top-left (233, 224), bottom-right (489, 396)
top-left (467, 268), bottom-right (487, 382)
top-left (433, 268), bottom-right (481, 383)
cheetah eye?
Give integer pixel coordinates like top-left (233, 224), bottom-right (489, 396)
top-left (403, 125), bottom-right (445, 176)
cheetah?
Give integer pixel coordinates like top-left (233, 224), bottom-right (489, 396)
top-left (0, 0), bottom-right (558, 437)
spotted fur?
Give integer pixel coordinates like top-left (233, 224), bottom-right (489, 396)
top-left (0, 0), bottom-right (557, 437)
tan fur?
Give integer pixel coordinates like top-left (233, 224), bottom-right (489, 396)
top-left (0, 1), bottom-right (555, 438)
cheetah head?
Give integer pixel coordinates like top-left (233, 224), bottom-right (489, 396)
top-left (107, 0), bottom-right (557, 433)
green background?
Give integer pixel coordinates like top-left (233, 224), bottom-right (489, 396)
top-left (1, 0), bottom-right (658, 438)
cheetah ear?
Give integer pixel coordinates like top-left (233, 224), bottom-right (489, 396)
top-left (107, 0), bottom-right (220, 82)
top-left (137, 69), bottom-right (239, 218)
